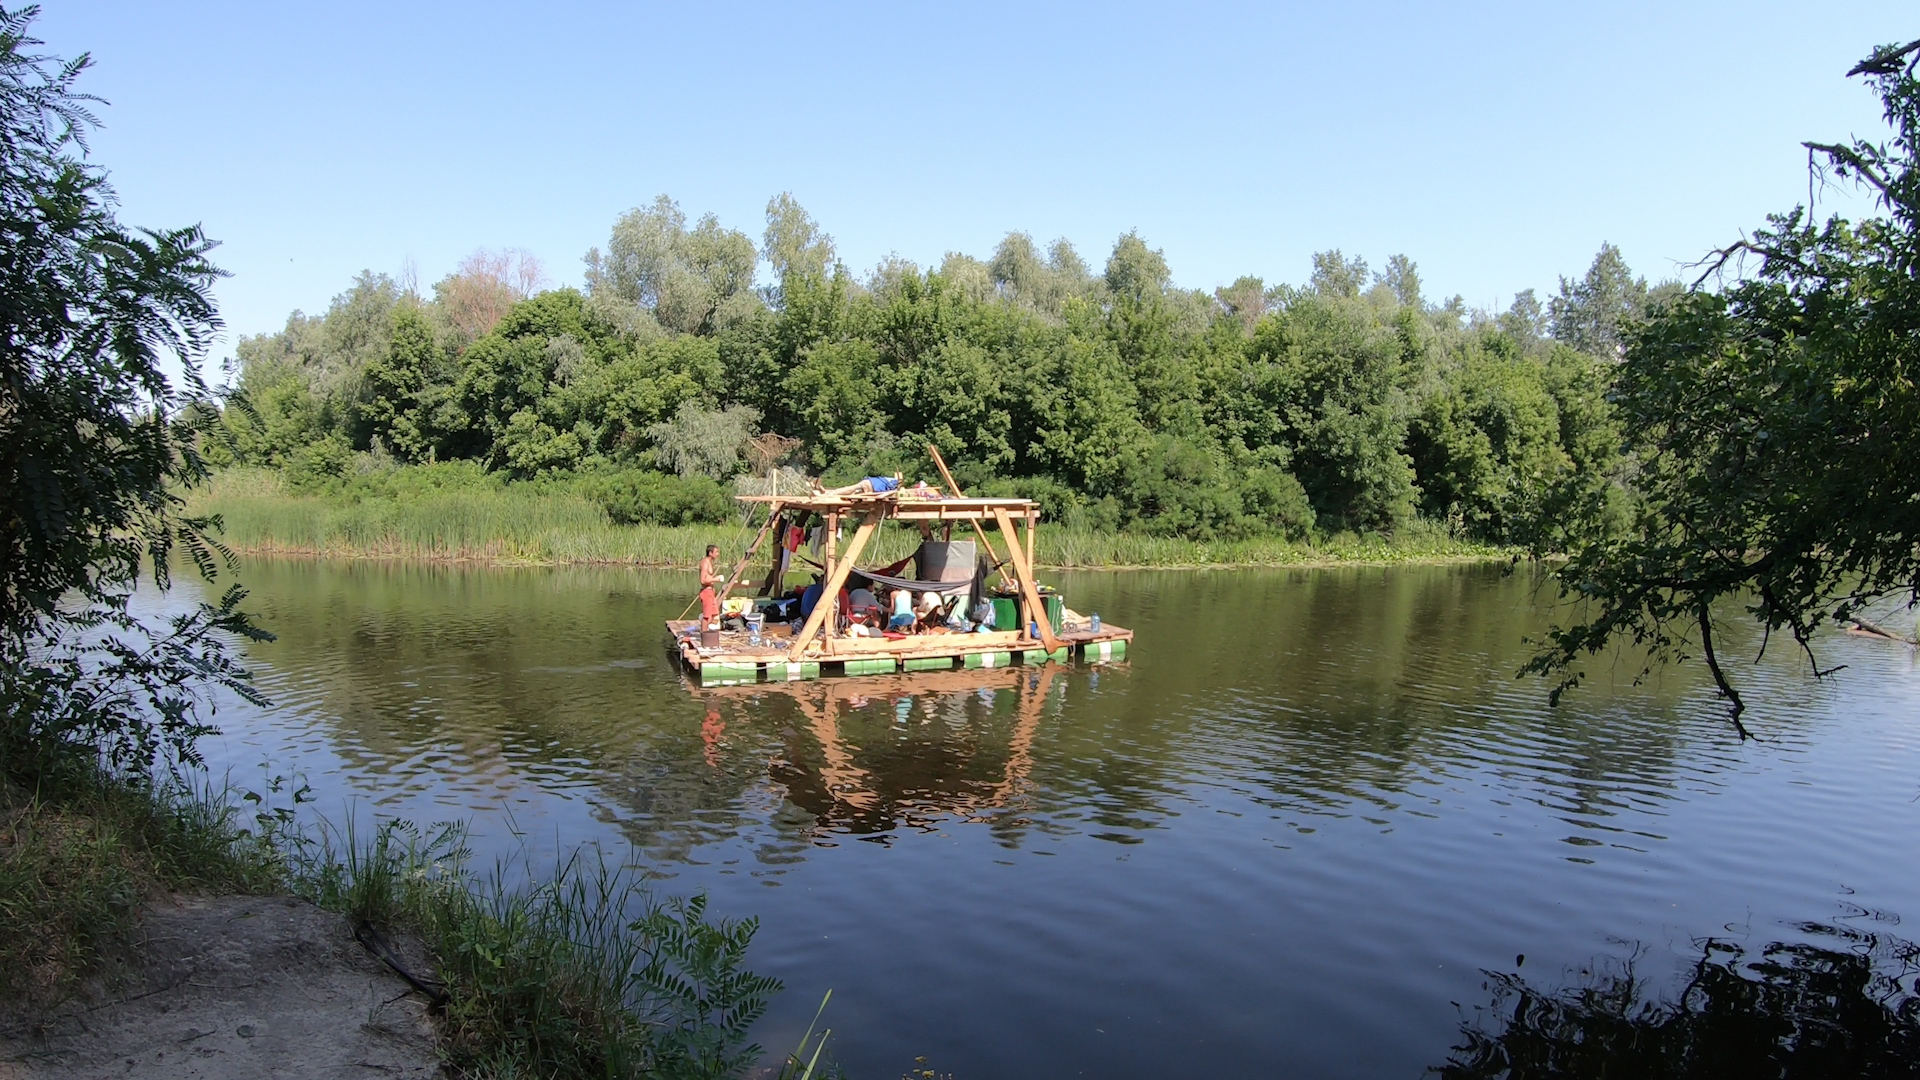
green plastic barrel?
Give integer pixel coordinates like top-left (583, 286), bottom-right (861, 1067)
top-left (990, 597), bottom-right (1018, 632)
top-left (1015, 593), bottom-right (1064, 634)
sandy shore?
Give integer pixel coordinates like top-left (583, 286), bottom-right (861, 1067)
top-left (0, 895), bottom-right (439, 1079)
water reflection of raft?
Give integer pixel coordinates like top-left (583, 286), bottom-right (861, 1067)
top-left (687, 661), bottom-right (1099, 832)
top-left (668, 489), bottom-right (1132, 686)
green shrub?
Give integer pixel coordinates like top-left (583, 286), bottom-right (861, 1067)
top-left (284, 432), bottom-right (354, 491)
top-left (1237, 465), bottom-right (1317, 540)
top-left (291, 820), bottom-right (786, 1079)
top-left (581, 470), bottom-right (733, 526)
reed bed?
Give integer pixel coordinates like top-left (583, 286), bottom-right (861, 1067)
top-left (186, 468), bottom-right (1509, 569)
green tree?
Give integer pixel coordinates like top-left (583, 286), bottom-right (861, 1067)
top-left (1244, 290), bottom-right (1417, 532)
top-left (360, 302), bottom-right (445, 461)
top-left (761, 192), bottom-right (835, 298)
top-left (585, 195), bottom-right (761, 335)
top-left (1407, 342), bottom-right (1567, 541)
top-left (1527, 40), bottom-right (1920, 732)
top-left (1548, 243), bottom-right (1647, 358)
top-left (647, 402), bottom-right (761, 479)
top-left (0, 6), bottom-right (263, 775)
top-left (989, 232), bottom-right (1096, 316)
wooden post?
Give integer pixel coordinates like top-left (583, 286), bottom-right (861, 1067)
top-left (787, 510), bottom-right (879, 661)
top-left (1026, 508), bottom-right (1037, 571)
top-left (926, 445), bottom-right (1016, 588)
top-left (716, 501), bottom-right (782, 605)
top-left (992, 507), bottom-right (1062, 653)
top-left (822, 511), bottom-right (839, 652)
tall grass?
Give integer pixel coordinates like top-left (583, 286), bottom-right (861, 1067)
top-left (0, 771), bottom-right (282, 1003)
top-left (188, 467), bottom-right (1510, 569)
top-left (0, 769), bottom-right (828, 1078)
top-left (284, 816), bottom-right (816, 1080)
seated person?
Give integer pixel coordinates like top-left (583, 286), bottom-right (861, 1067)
top-left (848, 585), bottom-right (882, 629)
top-left (814, 473), bottom-right (902, 498)
top-left (968, 600), bottom-right (997, 633)
top-left (916, 591), bottom-right (947, 630)
top-left (888, 586), bottom-right (916, 631)
top-left (798, 577), bottom-right (825, 621)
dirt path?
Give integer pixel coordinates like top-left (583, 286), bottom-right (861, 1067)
top-left (0, 895), bottom-right (440, 1078)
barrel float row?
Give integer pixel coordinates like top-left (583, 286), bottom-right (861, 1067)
top-left (694, 638), bottom-right (1126, 685)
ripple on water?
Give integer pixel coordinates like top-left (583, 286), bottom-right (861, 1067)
top-left (157, 561), bottom-right (1920, 1080)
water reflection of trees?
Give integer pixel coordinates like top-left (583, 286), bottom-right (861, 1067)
top-left (1433, 921), bottom-right (1920, 1079)
top-left (1050, 565), bottom-right (1755, 835)
top-left (215, 558), bottom-right (1841, 866)
top-left (218, 559), bottom-right (803, 861)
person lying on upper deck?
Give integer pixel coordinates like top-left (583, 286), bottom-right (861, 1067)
top-left (814, 473), bottom-right (901, 497)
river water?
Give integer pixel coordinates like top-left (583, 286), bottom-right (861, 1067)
top-left (157, 559), bottom-right (1920, 1077)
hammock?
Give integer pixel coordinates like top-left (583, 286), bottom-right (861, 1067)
top-left (849, 568), bottom-right (973, 595)
top-left (796, 550), bottom-right (983, 596)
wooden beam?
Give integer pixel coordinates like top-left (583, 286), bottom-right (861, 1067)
top-left (927, 444), bottom-right (1016, 588)
top-left (1025, 508), bottom-right (1037, 571)
top-left (717, 501), bottom-right (782, 605)
top-left (755, 511), bottom-right (788, 597)
top-left (786, 510), bottom-right (880, 661)
top-left (992, 506), bottom-right (1063, 653)
top-left (822, 511), bottom-right (839, 654)
top-left (803, 629), bottom-right (1027, 656)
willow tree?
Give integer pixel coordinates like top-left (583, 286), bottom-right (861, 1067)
top-left (1527, 40), bottom-right (1920, 735)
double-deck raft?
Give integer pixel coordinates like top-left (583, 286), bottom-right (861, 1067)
top-left (668, 481), bottom-right (1132, 686)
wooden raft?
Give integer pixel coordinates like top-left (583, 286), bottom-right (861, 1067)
top-left (668, 482), bottom-right (1132, 686)
top-left (671, 619), bottom-right (1133, 686)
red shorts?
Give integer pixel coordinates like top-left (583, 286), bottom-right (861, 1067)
top-left (699, 586), bottom-right (719, 620)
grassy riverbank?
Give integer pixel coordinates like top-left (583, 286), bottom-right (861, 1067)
top-left (0, 768), bottom-right (808, 1077)
top-left (186, 467), bottom-right (1512, 569)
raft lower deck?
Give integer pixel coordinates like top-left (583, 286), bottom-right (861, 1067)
top-left (667, 620), bottom-right (1133, 686)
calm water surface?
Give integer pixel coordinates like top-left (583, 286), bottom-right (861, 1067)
top-left (158, 560), bottom-right (1920, 1077)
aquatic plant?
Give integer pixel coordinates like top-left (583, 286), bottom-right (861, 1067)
top-left (285, 816), bottom-right (800, 1080)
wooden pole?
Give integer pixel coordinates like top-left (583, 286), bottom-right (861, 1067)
top-left (1026, 507), bottom-right (1037, 571)
top-left (822, 511), bottom-right (839, 653)
top-left (992, 506), bottom-right (1063, 653)
top-left (926, 444), bottom-right (1016, 589)
top-left (787, 510), bottom-right (879, 661)
top-left (716, 500), bottom-right (782, 605)
top-left (756, 512), bottom-right (789, 597)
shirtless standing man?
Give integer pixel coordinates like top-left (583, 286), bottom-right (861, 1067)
top-left (697, 544), bottom-right (722, 624)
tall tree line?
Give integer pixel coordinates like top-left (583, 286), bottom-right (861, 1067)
top-left (213, 195), bottom-right (1664, 545)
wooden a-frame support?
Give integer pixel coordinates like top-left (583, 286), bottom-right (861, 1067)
top-left (926, 444), bottom-right (1016, 590)
top-left (785, 509), bottom-right (881, 661)
top-left (993, 506), bottom-right (1063, 653)
top-left (779, 503), bottom-right (1062, 660)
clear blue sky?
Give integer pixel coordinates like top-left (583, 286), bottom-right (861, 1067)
top-left (35, 1), bottom-right (1914, 362)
